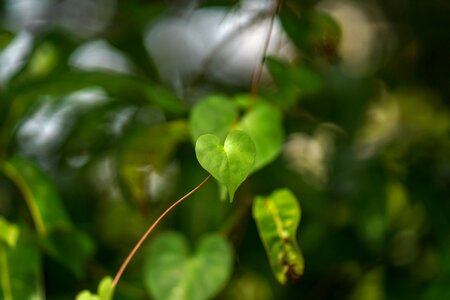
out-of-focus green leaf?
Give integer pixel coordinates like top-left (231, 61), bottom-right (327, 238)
top-left (26, 42), bottom-right (58, 79)
top-left (0, 224), bottom-right (42, 300)
top-left (281, 9), bottom-right (341, 60)
top-left (42, 229), bottom-right (95, 277)
top-left (196, 130), bottom-right (255, 201)
top-left (265, 58), bottom-right (323, 107)
top-left (119, 120), bottom-right (188, 204)
top-left (253, 189), bottom-right (304, 284)
top-left (1, 156), bottom-right (71, 236)
top-left (144, 232), bottom-right (233, 300)
top-left (0, 218), bottom-right (19, 248)
top-left (75, 276), bottom-right (114, 300)
top-left (189, 95), bottom-right (237, 142)
top-left (349, 268), bottom-right (384, 300)
top-left (220, 271), bottom-right (274, 300)
top-left (2, 72), bottom-right (186, 121)
top-left (238, 102), bottom-right (284, 171)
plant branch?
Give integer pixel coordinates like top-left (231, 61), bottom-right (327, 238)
top-left (250, 0), bottom-right (280, 96)
top-left (112, 175), bottom-right (211, 288)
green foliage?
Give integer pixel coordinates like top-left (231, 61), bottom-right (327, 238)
top-left (0, 218), bottom-right (19, 248)
top-left (1, 157), bottom-right (71, 236)
top-left (143, 232), bottom-right (233, 300)
top-left (253, 189), bottom-right (304, 284)
top-left (237, 102), bottom-right (284, 171)
top-left (0, 225), bottom-right (41, 300)
top-left (280, 9), bottom-right (341, 60)
top-left (189, 95), bottom-right (237, 142)
top-left (0, 1), bottom-right (449, 299)
top-left (75, 277), bottom-right (114, 300)
top-left (195, 130), bottom-right (256, 201)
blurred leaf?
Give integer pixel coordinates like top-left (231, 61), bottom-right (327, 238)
top-left (1, 156), bottom-right (71, 236)
top-left (26, 42), bottom-right (58, 79)
top-left (119, 120), bottom-right (188, 204)
top-left (0, 218), bottom-right (19, 248)
top-left (189, 95), bottom-right (237, 142)
top-left (265, 58), bottom-right (323, 108)
top-left (195, 130), bottom-right (255, 201)
top-left (75, 276), bottom-right (114, 300)
top-left (238, 102), bottom-right (284, 171)
top-left (0, 225), bottom-right (42, 300)
top-left (349, 268), bottom-right (384, 300)
top-left (220, 271), bottom-right (274, 300)
top-left (280, 9), bottom-right (341, 60)
top-left (144, 232), bottom-right (233, 300)
top-left (42, 229), bottom-right (95, 277)
top-left (253, 189), bottom-right (304, 284)
top-left (3, 72), bottom-right (186, 122)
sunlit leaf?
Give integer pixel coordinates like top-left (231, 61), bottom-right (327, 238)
top-left (1, 156), bottom-right (71, 236)
top-left (0, 224), bottom-right (42, 300)
top-left (238, 102), bottom-right (284, 171)
top-left (189, 95), bottom-right (237, 142)
top-left (0, 218), bottom-right (19, 248)
top-left (144, 232), bottom-right (233, 300)
top-left (75, 276), bottom-right (114, 300)
top-left (195, 130), bottom-right (255, 201)
top-left (253, 189), bottom-right (304, 284)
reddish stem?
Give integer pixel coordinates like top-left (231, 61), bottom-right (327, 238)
top-left (250, 0), bottom-right (281, 97)
top-left (112, 175), bottom-right (211, 287)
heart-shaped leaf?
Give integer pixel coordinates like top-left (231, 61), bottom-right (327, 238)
top-left (144, 232), bottom-right (233, 300)
top-left (195, 130), bottom-right (255, 201)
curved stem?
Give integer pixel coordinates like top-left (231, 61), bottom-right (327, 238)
top-left (112, 175), bottom-right (211, 288)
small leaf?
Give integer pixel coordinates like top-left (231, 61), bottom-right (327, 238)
top-left (195, 130), bottom-right (255, 201)
top-left (253, 189), bottom-right (304, 284)
top-left (76, 290), bottom-right (97, 300)
top-left (189, 95), bottom-right (237, 142)
top-left (0, 224), bottom-right (42, 300)
top-left (75, 276), bottom-right (114, 300)
top-left (1, 156), bottom-right (71, 236)
top-left (97, 277), bottom-right (114, 300)
top-left (0, 218), bottom-right (20, 248)
top-left (238, 102), bottom-right (284, 171)
top-left (144, 232), bottom-right (233, 300)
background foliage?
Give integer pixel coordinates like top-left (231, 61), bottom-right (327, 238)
top-left (0, 0), bottom-right (449, 299)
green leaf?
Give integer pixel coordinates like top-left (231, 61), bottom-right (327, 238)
top-left (265, 58), bottom-right (323, 107)
top-left (189, 95), bottom-right (237, 142)
top-left (0, 156), bottom-right (71, 236)
top-left (75, 276), bottom-right (114, 300)
top-left (144, 232), bottom-right (233, 300)
top-left (195, 130), bottom-right (255, 201)
top-left (253, 189), bottom-right (304, 284)
top-left (0, 218), bottom-right (19, 248)
top-left (281, 9), bottom-right (341, 60)
top-left (0, 224), bottom-right (42, 300)
top-left (238, 102), bottom-right (284, 171)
